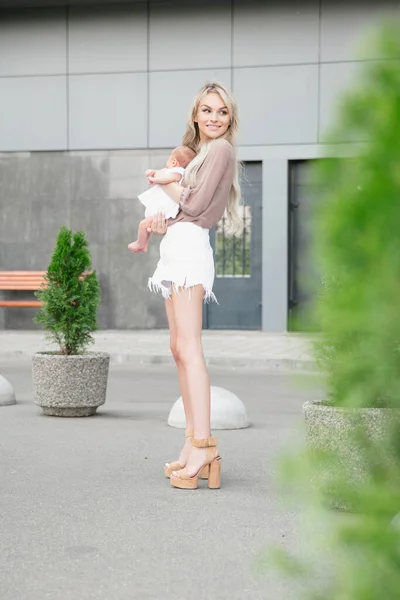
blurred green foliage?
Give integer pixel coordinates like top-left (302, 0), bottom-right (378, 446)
top-left (314, 24), bottom-right (400, 409)
top-left (271, 22), bottom-right (400, 600)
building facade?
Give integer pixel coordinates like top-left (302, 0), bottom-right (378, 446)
top-left (0, 0), bottom-right (398, 331)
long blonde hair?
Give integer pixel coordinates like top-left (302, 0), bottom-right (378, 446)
top-left (182, 82), bottom-right (243, 236)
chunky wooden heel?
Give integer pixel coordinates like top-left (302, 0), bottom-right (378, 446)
top-left (208, 457), bottom-right (221, 489)
top-left (164, 428), bottom-right (194, 478)
top-left (170, 436), bottom-right (221, 490)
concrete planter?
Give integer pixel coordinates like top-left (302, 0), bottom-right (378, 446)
top-left (32, 352), bottom-right (110, 417)
top-left (303, 400), bottom-right (396, 510)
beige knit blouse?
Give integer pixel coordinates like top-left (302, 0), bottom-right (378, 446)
top-left (169, 138), bottom-right (236, 230)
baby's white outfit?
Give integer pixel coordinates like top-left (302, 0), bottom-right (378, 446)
top-left (138, 167), bottom-right (184, 220)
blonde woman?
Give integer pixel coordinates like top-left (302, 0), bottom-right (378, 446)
top-left (146, 82), bottom-right (241, 490)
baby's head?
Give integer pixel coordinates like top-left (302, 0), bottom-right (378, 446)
top-left (166, 146), bottom-right (196, 170)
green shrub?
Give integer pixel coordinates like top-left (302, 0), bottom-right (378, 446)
top-left (34, 227), bottom-right (100, 355)
top-left (312, 25), bottom-right (400, 409)
top-left (270, 21), bottom-right (400, 600)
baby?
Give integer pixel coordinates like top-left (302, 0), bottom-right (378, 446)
top-left (128, 145), bottom-right (196, 253)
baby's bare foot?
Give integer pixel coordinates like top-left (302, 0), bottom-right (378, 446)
top-left (128, 241), bottom-right (147, 253)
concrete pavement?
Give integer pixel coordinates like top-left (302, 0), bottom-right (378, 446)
top-left (0, 329), bottom-right (316, 372)
top-left (0, 361), bottom-right (324, 600)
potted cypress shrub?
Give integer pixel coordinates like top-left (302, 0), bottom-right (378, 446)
top-left (301, 24), bottom-right (400, 510)
top-left (32, 227), bottom-right (110, 417)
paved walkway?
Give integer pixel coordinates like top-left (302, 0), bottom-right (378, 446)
top-left (0, 329), bottom-right (315, 371)
top-left (1, 362), bottom-right (323, 600)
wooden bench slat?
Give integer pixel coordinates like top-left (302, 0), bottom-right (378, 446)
top-left (0, 301), bottom-right (42, 307)
top-left (0, 271), bottom-right (46, 274)
top-left (0, 271), bottom-right (46, 278)
top-left (0, 286), bottom-right (43, 290)
top-left (0, 271), bottom-right (91, 308)
top-left (0, 277), bottom-right (45, 281)
top-left (0, 270), bottom-right (46, 292)
top-left (0, 281), bottom-right (45, 286)
top-left (0, 281), bottom-right (45, 284)
top-left (0, 276), bottom-right (45, 279)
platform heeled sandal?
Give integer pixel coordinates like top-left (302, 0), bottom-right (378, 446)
top-left (170, 436), bottom-right (221, 490)
top-left (164, 428), bottom-right (209, 479)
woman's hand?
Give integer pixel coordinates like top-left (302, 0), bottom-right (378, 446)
top-left (148, 212), bottom-right (168, 236)
top-left (145, 168), bottom-right (177, 185)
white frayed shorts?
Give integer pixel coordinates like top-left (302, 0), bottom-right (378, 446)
top-left (148, 222), bottom-right (217, 302)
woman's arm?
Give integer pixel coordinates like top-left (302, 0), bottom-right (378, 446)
top-left (153, 182), bottom-right (182, 204)
top-left (145, 170), bottom-right (182, 203)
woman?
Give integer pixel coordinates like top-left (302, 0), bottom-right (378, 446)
top-left (146, 82), bottom-right (241, 490)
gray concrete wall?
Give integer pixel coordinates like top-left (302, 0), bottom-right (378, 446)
top-left (0, 149), bottom-right (171, 329)
top-left (0, 1), bottom-right (398, 330)
top-left (0, 1), bottom-right (397, 152)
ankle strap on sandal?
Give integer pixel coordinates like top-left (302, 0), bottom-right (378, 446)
top-left (192, 436), bottom-right (218, 448)
top-left (185, 428), bottom-right (194, 438)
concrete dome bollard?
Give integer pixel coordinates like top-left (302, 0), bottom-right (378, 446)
top-left (0, 375), bottom-right (16, 406)
top-left (168, 386), bottom-right (250, 430)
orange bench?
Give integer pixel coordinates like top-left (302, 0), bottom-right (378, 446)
top-left (0, 271), bottom-right (46, 307)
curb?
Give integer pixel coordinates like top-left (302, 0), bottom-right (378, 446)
top-left (114, 354), bottom-right (318, 372)
top-left (0, 351), bottom-right (317, 373)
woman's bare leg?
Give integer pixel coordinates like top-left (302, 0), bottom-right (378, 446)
top-left (165, 298), bottom-right (193, 466)
top-left (171, 285), bottom-right (213, 476)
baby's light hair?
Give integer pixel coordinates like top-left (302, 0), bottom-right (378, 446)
top-left (171, 145), bottom-right (196, 168)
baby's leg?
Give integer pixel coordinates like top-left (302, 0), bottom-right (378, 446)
top-left (128, 217), bottom-right (153, 253)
